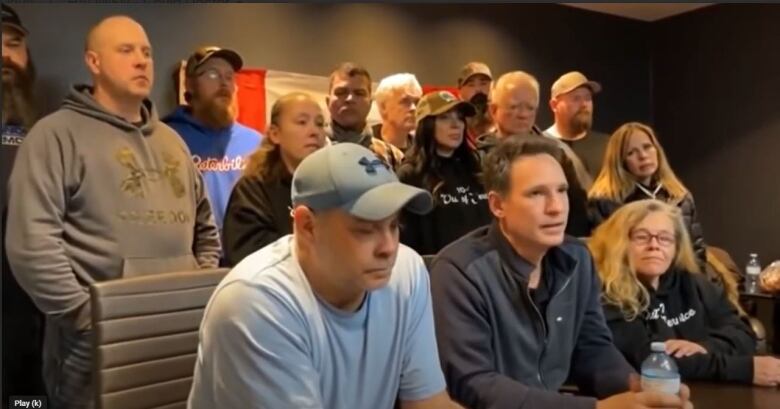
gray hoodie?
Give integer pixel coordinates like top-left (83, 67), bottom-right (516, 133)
top-left (6, 85), bottom-right (221, 331)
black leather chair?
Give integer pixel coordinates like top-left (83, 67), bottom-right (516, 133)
top-left (90, 268), bottom-right (228, 409)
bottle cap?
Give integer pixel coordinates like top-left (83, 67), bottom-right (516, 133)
top-left (651, 342), bottom-right (666, 352)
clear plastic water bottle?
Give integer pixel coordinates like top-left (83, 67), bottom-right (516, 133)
top-left (745, 253), bottom-right (762, 294)
top-left (641, 342), bottom-right (680, 395)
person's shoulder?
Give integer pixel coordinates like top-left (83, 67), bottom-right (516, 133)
top-left (204, 238), bottom-right (317, 341)
top-left (554, 236), bottom-right (597, 275)
top-left (386, 245), bottom-right (428, 290)
top-left (601, 302), bottom-right (629, 322)
top-left (687, 270), bottom-right (719, 293)
top-left (29, 108), bottom-right (80, 132)
top-left (19, 109), bottom-right (84, 146)
top-left (371, 137), bottom-right (403, 157)
top-left (396, 163), bottom-right (422, 186)
top-left (559, 235), bottom-right (591, 256)
top-left (232, 122), bottom-right (263, 137)
top-left (214, 237), bottom-right (304, 305)
top-left (433, 226), bottom-right (494, 274)
top-left (232, 172), bottom-right (264, 191)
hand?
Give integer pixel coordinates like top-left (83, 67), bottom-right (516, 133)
top-left (753, 356), bottom-right (780, 387)
top-left (665, 339), bottom-right (707, 358)
top-left (596, 374), bottom-right (694, 409)
top-left (596, 388), bottom-right (693, 409)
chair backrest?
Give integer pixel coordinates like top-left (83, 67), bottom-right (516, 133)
top-left (90, 268), bottom-right (229, 409)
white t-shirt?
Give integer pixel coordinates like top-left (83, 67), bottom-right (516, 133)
top-left (188, 235), bottom-right (446, 409)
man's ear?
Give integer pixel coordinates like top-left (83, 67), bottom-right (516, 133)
top-left (84, 50), bottom-right (100, 76)
top-left (549, 97), bottom-right (558, 114)
top-left (488, 102), bottom-right (498, 120)
top-left (487, 190), bottom-right (505, 219)
top-left (292, 205), bottom-right (316, 242)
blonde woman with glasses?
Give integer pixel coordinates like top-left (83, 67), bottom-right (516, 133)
top-left (588, 122), bottom-right (706, 268)
top-left (589, 199), bottom-right (780, 387)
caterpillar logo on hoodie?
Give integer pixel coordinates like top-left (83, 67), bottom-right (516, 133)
top-left (1, 125), bottom-right (26, 146)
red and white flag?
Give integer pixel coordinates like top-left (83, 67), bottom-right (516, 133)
top-left (177, 63), bottom-right (459, 134)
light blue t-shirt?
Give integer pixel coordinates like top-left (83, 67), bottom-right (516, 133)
top-left (187, 235), bottom-right (446, 409)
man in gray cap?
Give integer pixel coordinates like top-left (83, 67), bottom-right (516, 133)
top-left (545, 71), bottom-right (610, 179)
top-left (189, 143), bottom-right (463, 409)
top-left (457, 61), bottom-right (495, 147)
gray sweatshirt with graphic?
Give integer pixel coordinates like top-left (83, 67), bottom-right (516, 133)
top-left (5, 85), bottom-right (221, 331)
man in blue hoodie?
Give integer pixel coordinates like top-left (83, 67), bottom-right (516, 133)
top-left (164, 46), bottom-right (262, 233)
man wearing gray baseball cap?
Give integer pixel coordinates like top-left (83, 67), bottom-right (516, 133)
top-left (189, 143), bottom-right (464, 408)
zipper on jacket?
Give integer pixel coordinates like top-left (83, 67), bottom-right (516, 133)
top-left (527, 273), bottom-right (575, 389)
top-left (525, 286), bottom-right (548, 388)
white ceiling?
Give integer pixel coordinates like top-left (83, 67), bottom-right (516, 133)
top-left (562, 3), bottom-right (713, 22)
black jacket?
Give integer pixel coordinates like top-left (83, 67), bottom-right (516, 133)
top-left (222, 173), bottom-right (292, 266)
top-left (588, 184), bottom-right (706, 267)
top-left (603, 269), bottom-right (756, 384)
top-left (397, 155), bottom-right (491, 255)
top-left (430, 223), bottom-right (633, 409)
top-left (476, 130), bottom-right (592, 237)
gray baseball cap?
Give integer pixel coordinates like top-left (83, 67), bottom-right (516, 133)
top-left (291, 144), bottom-right (433, 220)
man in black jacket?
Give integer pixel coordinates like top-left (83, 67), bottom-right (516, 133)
top-left (430, 135), bottom-right (693, 409)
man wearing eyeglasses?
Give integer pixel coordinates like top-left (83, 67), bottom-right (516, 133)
top-left (164, 46), bottom-right (262, 236)
top-left (326, 62), bottom-right (404, 169)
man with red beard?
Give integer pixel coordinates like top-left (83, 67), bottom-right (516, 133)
top-left (1, 3), bottom-right (46, 403)
top-left (164, 46), bottom-right (262, 236)
top-left (545, 71), bottom-right (609, 179)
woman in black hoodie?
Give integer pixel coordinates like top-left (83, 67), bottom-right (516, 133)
top-left (397, 91), bottom-right (491, 255)
top-left (222, 92), bottom-right (327, 266)
top-left (588, 122), bottom-right (706, 269)
top-left (589, 199), bottom-right (780, 386)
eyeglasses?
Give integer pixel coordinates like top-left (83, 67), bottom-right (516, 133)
top-left (197, 69), bottom-right (235, 83)
top-left (629, 229), bottom-right (676, 247)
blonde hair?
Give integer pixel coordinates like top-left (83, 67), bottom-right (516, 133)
top-left (588, 199), bottom-right (700, 320)
top-left (589, 122), bottom-right (688, 202)
top-left (492, 71), bottom-right (540, 105)
top-left (374, 73), bottom-right (422, 108)
top-left (244, 92), bottom-right (312, 181)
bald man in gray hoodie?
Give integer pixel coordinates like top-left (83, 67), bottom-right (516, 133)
top-left (5, 16), bottom-right (220, 408)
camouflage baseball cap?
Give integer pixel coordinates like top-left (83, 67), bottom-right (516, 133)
top-left (416, 90), bottom-right (476, 123)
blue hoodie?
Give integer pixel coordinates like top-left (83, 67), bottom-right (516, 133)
top-left (164, 107), bottom-right (262, 231)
